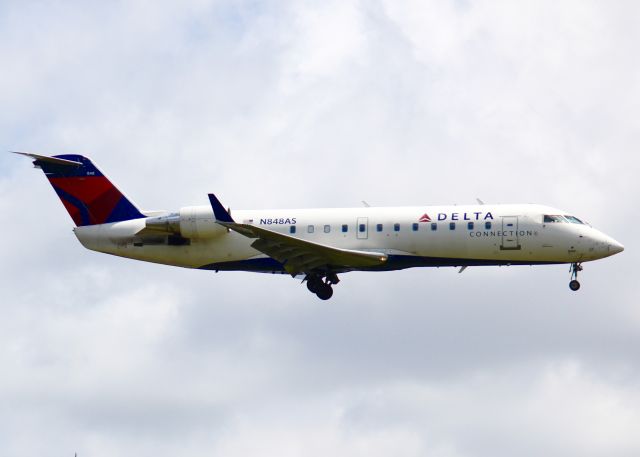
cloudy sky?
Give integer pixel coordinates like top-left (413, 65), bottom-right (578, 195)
top-left (1, 0), bottom-right (639, 455)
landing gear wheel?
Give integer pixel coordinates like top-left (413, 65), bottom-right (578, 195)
top-left (569, 262), bottom-right (583, 292)
top-left (316, 283), bottom-right (333, 300)
top-left (304, 273), bottom-right (339, 300)
top-left (306, 277), bottom-right (321, 293)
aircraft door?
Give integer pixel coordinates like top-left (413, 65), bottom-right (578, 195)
top-left (500, 216), bottom-right (521, 250)
top-left (356, 217), bottom-right (369, 240)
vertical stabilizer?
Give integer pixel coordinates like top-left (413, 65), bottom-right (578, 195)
top-left (15, 152), bottom-right (145, 226)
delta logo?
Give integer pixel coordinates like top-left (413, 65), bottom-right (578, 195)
top-left (418, 211), bottom-right (495, 222)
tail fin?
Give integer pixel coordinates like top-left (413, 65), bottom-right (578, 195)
top-left (15, 152), bottom-right (145, 226)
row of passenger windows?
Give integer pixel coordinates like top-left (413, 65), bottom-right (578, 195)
top-left (289, 221), bottom-right (493, 234)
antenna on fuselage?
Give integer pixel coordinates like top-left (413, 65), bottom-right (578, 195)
top-left (361, 200), bottom-right (371, 207)
top-left (476, 198), bottom-right (485, 205)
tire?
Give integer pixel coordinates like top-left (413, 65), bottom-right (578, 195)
top-left (569, 280), bottom-right (581, 291)
top-left (316, 284), bottom-right (334, 300)
top-left (307, 278), bottom-right (320, 293)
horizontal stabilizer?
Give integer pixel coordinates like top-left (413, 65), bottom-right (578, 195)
top-left (11, 151), bottom-right (82, 167)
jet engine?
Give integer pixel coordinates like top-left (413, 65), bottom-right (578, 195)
top-left (141, 206), bottom-right (226, 239)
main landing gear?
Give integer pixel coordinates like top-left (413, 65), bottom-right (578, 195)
top-left (305, 273), bottom-right (339, 300)
top-left (569, 262), bottom-right (583, 291)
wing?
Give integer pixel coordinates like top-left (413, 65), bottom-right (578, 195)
top-left (208, 194), bottom-right (387, 276)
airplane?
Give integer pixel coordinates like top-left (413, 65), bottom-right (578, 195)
top-left (14, 152), bottom-right (624, 300)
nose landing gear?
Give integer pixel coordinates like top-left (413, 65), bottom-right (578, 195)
top-left (305, 273), bottom-right (339, 300)
top-left (569, 262), bottom-right (583, 291)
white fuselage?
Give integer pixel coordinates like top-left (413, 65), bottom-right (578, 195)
top-left (73, 203), bottom-right (623, 273)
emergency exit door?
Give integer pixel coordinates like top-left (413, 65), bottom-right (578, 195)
top-left (356, 217), bottom-right (369, 240)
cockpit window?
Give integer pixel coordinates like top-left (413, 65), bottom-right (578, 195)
top-left (544, 214), bottom-right (585, 224)
top-left (564, 215), bottom-right (584, 224)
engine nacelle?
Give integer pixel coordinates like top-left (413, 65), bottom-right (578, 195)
top-left (142, 207), bottom-right (227, 239)
top-left (179, 206), bottom-right (227, 239)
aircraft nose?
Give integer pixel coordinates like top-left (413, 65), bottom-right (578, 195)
top-left (597, 234), bottom-right (624, 257)
top-left (585, 231), bottom-right (623, 259)
top-left (608, 240), bottom-right (624, 255)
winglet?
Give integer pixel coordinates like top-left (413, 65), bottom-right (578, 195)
top-left (208, 194), bottom-right (235, 223)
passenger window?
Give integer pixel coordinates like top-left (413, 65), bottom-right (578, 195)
top-left (431, 223), bottom-right (437, 231)
top-left (467, 222), bottom-right (474, 230)
top-left (307, 225), bottom-right (314, 233)
top-left (290, 226), bottom-right (296, 234)
top-left (359, 224), bottom-right (366, 232)
top-left (449, 222), bottom-right (456, 230)
top-left (342, 224), bottom-right (348, 233)
top-left (376, 224), bottom-right (383, 232)
top-left (394, 223), bottom-right (400, 232)
top-left (323, 225), bottom-right (330, 233)
top-left (485, 221), bottom-right (491, 230)
top-left (412, 223), bottom-right (419, 231)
